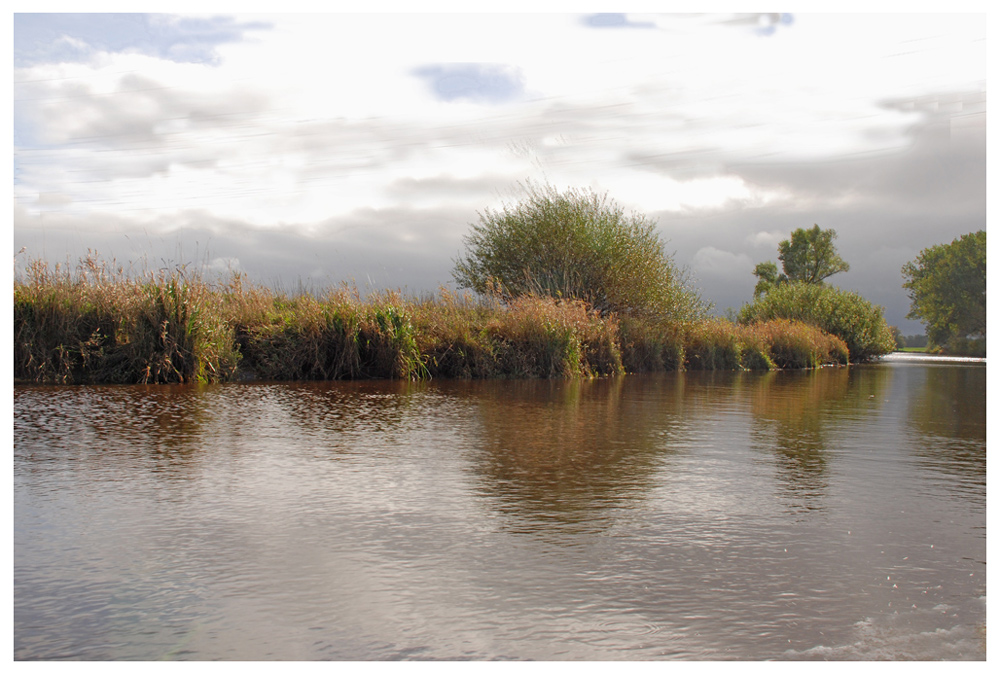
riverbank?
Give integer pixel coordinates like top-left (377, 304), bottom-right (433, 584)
top-left (14, 256), bottom-right (857, 384)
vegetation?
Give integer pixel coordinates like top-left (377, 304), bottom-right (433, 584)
top-left (452, 182), bottom-right (707, 322)
top-left (899, 333), bottom-right (928, 349)
top-left (15, 192), bottom-right (894, 383)
top-left (743, 225), bottom-right (891, 362)
top-left (753, 224), bottom-right (849, 297)
top-left (901, 231), bottom-right (986, 354)
top-left (684, 318), bottom-right (848, 371)
top-left (889, 325), bottom-right (906, 350)
top-left (13, 255), bottom-right (240, 384)
top-left (15, 254), bottom-right (856, 384)
top-left (737, 281), bottom-right (895, 362)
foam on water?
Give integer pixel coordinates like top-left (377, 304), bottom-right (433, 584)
top-left (782, 596), bottom-right (987, 660)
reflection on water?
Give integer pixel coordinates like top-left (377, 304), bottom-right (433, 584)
top-left (14, 360), bottom-right (986, 660)
top-left (746, 367), bottom-right (892, 511)
top-left (908, 364), bottom-right (986, 441)
top-left (461, 376), bottom-right (688, 533)
top-left (904, 363), bottom-right (986, 505)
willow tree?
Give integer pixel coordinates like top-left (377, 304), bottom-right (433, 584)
top-left (452, 182), bottom-right (706, 322)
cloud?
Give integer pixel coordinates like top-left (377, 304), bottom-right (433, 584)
top-left (13, 13), bottom-right (272, 67)
top-left (36, 192), bottom-right (73, 207)
top-left (746, 231), bottom-right (788, 249)
top-left (19, 70), bottom-right (270, 148)
top-left (205, 257), bottom-right (241, 275)
top-left (412, 63), bottom-right (525, 104)
top-left (13, 202), bottom-right (475, 294)
top-left (691, 247), bottom-right (754, 277)
top-left (581, 14), bottom-right (655, 30)
top-left (384, 174), bottom-right (514, 206)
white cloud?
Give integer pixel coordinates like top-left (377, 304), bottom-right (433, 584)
top-left (17, 13), bottom-right (985, 226)
top-left (691, 247), bottom-right (754, 278)
top-left (747, 231), bottom-right (788, 250)
top-left (204, 256), bottom-right (241, 274)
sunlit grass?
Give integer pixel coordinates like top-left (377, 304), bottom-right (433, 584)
top-left (14, 253), bottom-right (857, 384)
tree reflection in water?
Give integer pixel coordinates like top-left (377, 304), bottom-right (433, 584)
top-left (904, 363), bottom-right (986, 502)
top-left (463, 375), bottom-right (692, 534)
top-left (747, 366), bottom-right (891, 513)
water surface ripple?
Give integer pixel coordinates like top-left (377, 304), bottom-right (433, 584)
top-left (14, 361), bottom-right (986, 660)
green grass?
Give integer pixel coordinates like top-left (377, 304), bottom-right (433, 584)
top-left (15, 254), bottom-right (861, 384)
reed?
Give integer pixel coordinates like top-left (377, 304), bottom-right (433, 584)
top-left (231, 287), bottom-right (429, 381)
top-left (683, 319), bottom-right (744, 371)
top-left (617, 316), bottom-right (686, 373)
top-left (13, 254), bottom-right (239, 384)
top-left (14, 253), bottom-right (858, 384)
top-left (676, 319), bottom-right (845, 372)
top-left (743, 319), bottom-right (849, 369)
top-left (410, 290), bottom-right (623, 378)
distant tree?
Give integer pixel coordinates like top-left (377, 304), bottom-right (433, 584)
top-left (889, 325), bottom-right (905, 350)
top-left (752, 224), bottom-right (849, 298)
top-left (452, 182), bottom-right (707, 321)
top-left (778, 224), bottom-right (850, 284)
top-left (901, 230), bottom-right (986, 348)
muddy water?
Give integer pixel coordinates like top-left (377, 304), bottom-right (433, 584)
top-left (13, 358), bottom-right (986, 660)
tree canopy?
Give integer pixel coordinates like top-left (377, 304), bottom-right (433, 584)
top-left (752, 261), bottom-right (786, 298)
top-left (452, 182), bottom-right (706, 321)
top-left (753, 224), bottom-right (849, 297)
top-left (901, 230), bottom-right (986, 347)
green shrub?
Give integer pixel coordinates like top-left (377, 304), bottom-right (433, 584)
top-left (940, 336), bottom-right (986, 358)
top-left (737, 282), bottom-right (895, 362)
top-left (452, 181), bottom-right (707, 322)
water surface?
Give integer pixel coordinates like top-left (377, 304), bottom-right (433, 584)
top-left (14, 359), bottom-right (986, 660)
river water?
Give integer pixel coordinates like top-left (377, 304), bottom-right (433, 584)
top-left (13, 355), bottom-right (986, 660)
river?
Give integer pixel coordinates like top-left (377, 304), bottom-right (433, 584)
top-left (13, 356), bottom-right (986, 660)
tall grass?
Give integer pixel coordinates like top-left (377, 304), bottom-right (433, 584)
top-left (14, 254), bottom-right (859, 384)
top-left (233, 287), bottom-right (427, 380)
top-left (13, 254), bottom-right (239, 384)
top-left (410, 289), bottom-right (622, 378)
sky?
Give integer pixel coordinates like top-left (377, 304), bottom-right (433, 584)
top-left (11, 7), bottom-right (989, 334)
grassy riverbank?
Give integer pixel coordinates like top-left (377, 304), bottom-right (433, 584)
top-left (14, 256), bottom-right (852, 384)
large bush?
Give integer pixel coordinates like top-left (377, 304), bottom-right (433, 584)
top-left (452, 182), bottom-right (707, 322)
top-left (737, 281), bottom-right (895, 362)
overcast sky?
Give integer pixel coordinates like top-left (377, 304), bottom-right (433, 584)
top-left (12, 9), bottom-right (987, 333)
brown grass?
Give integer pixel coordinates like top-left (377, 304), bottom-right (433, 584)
top-left (14, 254), bottom-right (855, 384)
